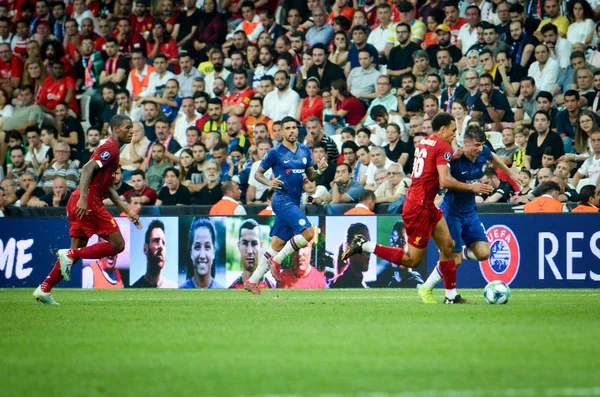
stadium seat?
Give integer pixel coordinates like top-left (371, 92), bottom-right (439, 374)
top-left (330, 134), bottom-right (343, 152)
top-left (486, 131), bottom-right (504, 150)
top-left (576, 178), bottom-right (591, 193)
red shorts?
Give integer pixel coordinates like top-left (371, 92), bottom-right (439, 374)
top-left (401, 199), bottom-right (444, 249)
top-left (66, 191), bottom-right (119, 239)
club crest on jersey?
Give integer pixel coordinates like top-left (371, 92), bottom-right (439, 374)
top-left (101, 151), bottom-right (110, 161)
top-left (302, 157), bottom-right (307, 164)
top-left (444, 152), bottom-right (451, 161)
top-left (299, 219), bottom-right (306, 226)
top-left (479, 225), bottom-right (520, 285)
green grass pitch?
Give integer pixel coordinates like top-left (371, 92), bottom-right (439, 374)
top-left (1, 289), bottom-right (599, 397)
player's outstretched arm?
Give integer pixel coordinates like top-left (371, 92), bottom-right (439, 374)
top-left (76, 160), bottom-right (100, 219)
top-left (107, 187), bottom-right (142, 229)
top-left (437, 164), bottom-right (494, 195)
top-left (490, 152), bottom-right (524, 185)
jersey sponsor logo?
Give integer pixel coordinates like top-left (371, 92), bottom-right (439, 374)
top-left (101, 151), bottom-right (110, 161)
top-left (479, 225), bottom-right (520, 285)
top-left (285, 168), bottom-right (304, 174)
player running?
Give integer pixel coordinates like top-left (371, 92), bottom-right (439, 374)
top-left (33, 115), bottom-right (142, 305)
top-left (244, 116), bottom-right (328, 295)
top-left (341, 113), bottom-right (493, 304)
top-left (418, 125), bottom-right (523, 303)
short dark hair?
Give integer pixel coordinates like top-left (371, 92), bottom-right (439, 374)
top-left (341, 141), bottom-right (359, 153)
top-left (311, 141), bottom-right (328, 152)
top-left (145, 219), bottom-right (165, 245)
top-left (431, 112), bottom-right (455, 132)
top-left (110, 114), bottom-right (132, 131)
top-left (464, 125), bottom-right (486, 142)
top-left (370, 105), bottom-right (388, 120)
top-left (536, 91), bottom-right (552, 102)
top-left (359, 189), bottom-right (376, 203)
top-left (10, 145), bottom-right (25, 156)
top-left (162, 167), bottom-right (178, 178)
top-left (538, 181), bottom-right (561, 195)
top-left (280, 116), bottom-right (297, 127)
top-left (543, 146), bottom-right (555, 157)
top-left (578, 185), bottom-right (597, 205)
top-left (564, 89), bottom-right (580, 101)
top-left (131, 169), bottom-right (146, 179)
top-left (571, 50), bottom-right (586, 61)
top-left (540, 23), bottom-right (558, 35)
top-left (336, 162), bottom-right (352, 173)
top-left (311, 43), bottom-right (329, 55)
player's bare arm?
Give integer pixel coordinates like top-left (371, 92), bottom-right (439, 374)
top-left (255, 165), bottom-right (282, 189)
top-left (491, 153), bottom-right (524, 185)
top-left (437, 164), bottom-right (494, 194)
top-left (76, 160), bottom-right (101, 219)
top-left (107, 187), bottom-right (142, 229)
top-left (305, 158), bottom-right (328, 182)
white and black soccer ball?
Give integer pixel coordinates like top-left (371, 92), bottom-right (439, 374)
top-left (483, 280), bottom-right (511, 304)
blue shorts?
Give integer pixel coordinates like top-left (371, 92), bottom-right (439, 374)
top-left (271, 199), bottom-right (311, 241)
top-left (441, 205), bottom-right (487, 253)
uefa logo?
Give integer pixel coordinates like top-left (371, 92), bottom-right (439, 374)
top-left (479, 225), bottom-right (520, 285)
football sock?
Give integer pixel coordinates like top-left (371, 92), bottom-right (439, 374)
top-left (438, 259), bottom-right (457, 299)
top-left (249, 247), bottom-right (278, 284)
top-left (423, 264), bottom-right (443, 290)
top-left (362, 241), bottom-right (376, 253)
top-left (373, 245), bottom-right (405, 265)
top-left (69, 241), bottom-right (116, 260)
top-left (40, 260), bottom-right (63, 293)
top-left (272, 234), bottom-right (309, 264)
top-left (463, 247), bottom-right (478, 261)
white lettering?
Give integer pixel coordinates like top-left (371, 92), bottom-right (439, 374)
top-left (0, 238), bottom-right (16, 279)
top-left (566, 232), bottom-right (585, 280)
top-left (590, 232), bottom-right (600, 281)
top-left (419, 138), bottom-right (438, 147)
top-left (539, 233), bottom-right (562, 280)
top-left (15, 239), bottom-right (33, 280)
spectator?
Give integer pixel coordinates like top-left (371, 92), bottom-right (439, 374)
top-left (508, 20), bottom-right (536, 69)
top-left (535, 0), bottom-right (569, 40)
top-left (119, 192), bottom-right (142, 217)
top-left (360, 75), bottom-right (397, 128)
top-left (477, 168), bottom-right (514, 203)
top-left (173, 98), bottom-right (201, 146)
top-left (297, 77), bottom-right (324, 125)
top-left (126, 48), bottom-right (155, 101)
top-left (252, 45), bottom-right (278, 89)
top-left (0, 86), bottom-right (43, 133)
top-left (147, 20), bottom-right (179, 72)
top-left (572, 130), bottom-right (600, 189)
top-left (200, 98), bottom-right (227, 137)
top-left (383, 123), bottom-right (409, 167)
top-left (472, 73), bottom-right (514, 132)
top-left (15, 172), bottom-right (45, 207)
top-left (551, 175), bottom-right (579, 203)
top-left (0, 42), bottom-right (22, 94)
top-left (24, 126), bottom-right (48, 169)
top-left (156, 167), bottom-right (191, 206)
top-left (209, 180), bottom-right (246, 215)
top-left (124, 169), bottom-right (158, 205)
top-left (347, 49), bottom-right (381, 102)
top-left (245, 99), bottom-right (273, 142)
top-left (246, 139), bottom-right (272, 203)
top-left (193, 159), bottom-right (223, 205)
top-left (344, 189), bottom-right (376, 214)
top-left (330, 79), bottom-right (366, 127)
top-left (99, 38), bottom-right (128, 89)
top-left (329, 31), bottom-right (350, 68)
top-left (571, 185), bottom-right (599, 212)
top-left (306, 6), bottom-right (334, 47)
top-left (306, 43), bottom-right (345, 92)
top-left (319, 162), bottom-right (365, 204)
top-left (263, 71), bottom-right (299, 121)
top-left (145, 143), bottom-right (171, 191)
top-left (37, 143), bottom-right (79, 192)
top-left (153, 116), bottom-right (182, 164)
top-left (496, 128), bottom-right (518, 166)
top-left (495, 50), bottom-right (526, 100)
top-left (6, 146), bottom-right (36, 182)
top-left (76, 127), bottom-right (101, 169)
top-left (374, 163), bottom-right (409, 203)
top-left (523, 181), bottom-right (565, 213)
top-left (426, 24), bottom-right (463, 69)
top-left (457, 5), bottom-right (481, 55)
top-left (38, 61), bottom-right (78, 117)
top-left (177, 52), bottom-right (203, 98)
top-left (387, 23), bottom-right (420, 86)
top-left (120, 122), bottom-right (151, 177)
top-left (364, 146), bottom-right (393, 190)
top-left (28, 175), bottom-right (71, 207)
top-left (528, 44), bottom-right (559, 92)
top-left (140, 54), bottom-right (176, 99)
top-left (55, 101), bottom-right (84, 159)
top-left (305, 117), bottom-right (339, 162)
top-left (514, 77), bottom-right (538, 126)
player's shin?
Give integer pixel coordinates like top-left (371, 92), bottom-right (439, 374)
top-left (373, 244), bottom-right (405, 265)
top-left (423, 263), bottom-right (443, 290)
top-left (249, 248), bottom-right (279, 284)
top-left (438, 259), bottom-right (457, 299)
top-left (69, 241), bottom-right (116, 260)
top-left (463, 247), bottom-right (478, 261)
top-left (40, 260), bottom-right (63, 292)
top-left (272, 235), bottom-right (309, 264)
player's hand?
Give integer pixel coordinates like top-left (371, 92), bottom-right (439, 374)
top-left (470, 182), bottom-right (494, 195)
top-left (76, 196), bottom-right (88, 219)
top-left (128, 212), bottom-right (143, 230)
top-left (510, 171), bottom-right (525, 185)
top-left (317, 157), bottom-right (328, 172)
top-left (269, 176), bottom-right (283, 190)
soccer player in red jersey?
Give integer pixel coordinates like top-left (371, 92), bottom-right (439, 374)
top-left (341, 113), bottom-right (493, 304)
top-left (33, 115), bottom-right (142, 305)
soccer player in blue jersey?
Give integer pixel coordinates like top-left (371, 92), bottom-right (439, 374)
top-left (244, 116), bottom-right (328, 295)
top-left (418, 125), bottom-right (523, 303)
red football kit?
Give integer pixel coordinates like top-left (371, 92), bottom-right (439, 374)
top-left (66, 137), bottom-right (122, 238)
top-left (402, 134), bottom-right (453, 249)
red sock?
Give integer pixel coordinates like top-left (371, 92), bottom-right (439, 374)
top-left (438, 259), bottom-right (456, 290)
top-left (69, 241), bottom-right (116, 260)
top-left (40, 260), bottom-right (63, 292)
top-left (373, 245), bottom-right (405, 265)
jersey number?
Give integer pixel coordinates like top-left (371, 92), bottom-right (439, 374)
top-left (412, 148), bottom-right (428, 178)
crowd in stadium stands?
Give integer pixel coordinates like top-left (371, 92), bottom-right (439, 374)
top-left (1, 0), bottom-right (600, 218)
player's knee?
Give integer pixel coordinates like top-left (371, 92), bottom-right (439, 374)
top-left (112, 239), bottom-right (125, 254)
top-left (441, 240), bottom-right (455, 257)
top-left (478, 249), bottom-right (490, 261)
top-left (301, 226), bottom-right (314, 242)
top-left (405, 255), bottom-right (421, 269)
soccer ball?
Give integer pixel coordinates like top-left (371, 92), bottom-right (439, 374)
top-left (483, 281), bottom-right (511, 304)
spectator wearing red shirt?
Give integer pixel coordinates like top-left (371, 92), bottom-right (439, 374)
top-left (63, 18), bottom-right (81, 63)
top-left (146, 20), bottom-right (179, 73)
top-left (112, 17), bottom-right (137, 54)
top-left (41, 39), bottom-right (76, 79)
top-left (11, 20), bottom-right (31, 58)
top-left (124, 169), bottom-right (159, 205)
top-left (0, 42), bottom-right (22, 93)
top-left (80, 17), bottom-right (104, 51)
top-left (328, 0), bottom-right (355, 26)
top-left (223, 70), bottom-right (254, 118)
top-left (131, 0), bottom-right (154, 43)
top-left (331, 79), bottom-right (366, 127)
top-left (297, 77), bottom-right (324, 124)
top-left (38, 60), bottom-right (78, 116)
top-left (443, 2), bottom-right (467, 44)
top-left (360, 0), bottom-right (378, 27)
top-left (191, 0), bottom-right (227, 63)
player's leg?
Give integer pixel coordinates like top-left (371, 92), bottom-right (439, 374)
top-left (248, 235), bottom-right (285, 287)
top-left (461, 217), bottom-right (490, 262)
top-left (430, 215), bottom-right (472, 304)
top-left (34, 237), bottom-right (89, 304)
